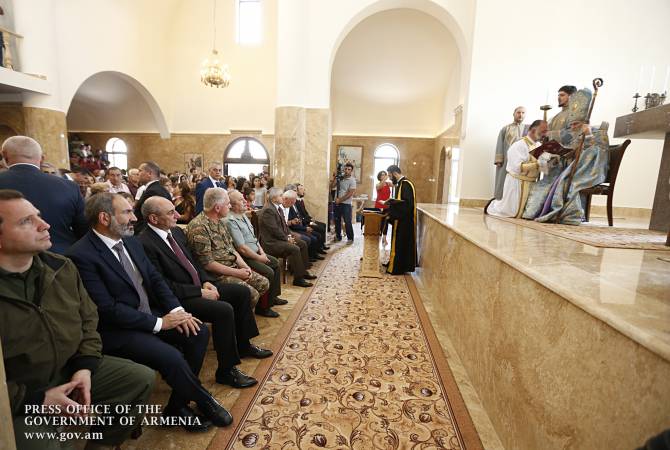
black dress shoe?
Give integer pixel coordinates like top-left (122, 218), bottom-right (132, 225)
top-left (216, 367), bottom-right (258, 388)
top-left (313, 255), bottom-right (325, 260)
top-left (293, 278), bottom-right (313, 287)
top-left (322, 245), bottom-right (330, 250)
top-left (255, 307), bottom-right (279, 318)
top-left (240, 344), bottom-right (273, 359)
top-left (162, 405), bottom-right (211, 432)
top-left (197, 395), bottom-right (233, 427)
top-left (304, 273), bottom-right (317, 280)
top-left (273, 297), bottom-right (288, 305)
top-left (318, 249), bottom-right (328, 255)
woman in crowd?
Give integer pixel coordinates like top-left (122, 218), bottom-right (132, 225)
top-left (375, 170), bottom-right (392, 246)
top-left (252, 176), bottom-right (266, 208)
top-left (174, 181), bottom-right (196, 224)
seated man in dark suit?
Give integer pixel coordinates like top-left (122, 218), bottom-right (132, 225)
top-left (295, 183), bottom-right (329, 248)
top-left (0, 136), bottom-right (87, 253)
top-left (258, 187), bottom-right (316, 287)
top-left (66, 193), bottom-right (232, 432)
top-left (282, 189), bottom-right (323, 262)
top-left (0, 190), bottom-right (155, 450)
top-left (285, 184), bottom-right (327, 255)
top-left (133, 161), bottom-right (171, 234)
top-left (195, 162), bottom-right (224, 214)
top-left (139, 196), bottom-right (272, 387)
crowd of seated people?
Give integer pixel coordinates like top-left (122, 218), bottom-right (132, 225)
top-left (0, 135), bottom-right (326, 448)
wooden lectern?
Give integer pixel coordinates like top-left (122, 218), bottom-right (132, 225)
top-left (359, 211), bottom-right (384, 278)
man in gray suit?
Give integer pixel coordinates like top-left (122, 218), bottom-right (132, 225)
top-left (258, 187), bottom-right (315, 287)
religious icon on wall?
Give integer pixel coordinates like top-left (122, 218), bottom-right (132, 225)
top-left (184, 153), bottom-right (203, 174)
top-left (337, 145), bottom-right (363, 182)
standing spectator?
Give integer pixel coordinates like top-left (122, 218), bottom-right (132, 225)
top-left (106, 166), bottom-right (131, 194)
top-left (195, 162), bottom-right (224, 214)
top-left (0, 136), bottom-right (87, 253)
top-left (329, 162), bottom-right (356, 243)
top-left (134, 161), bottom-right (171, 234)
top-left (252, 176), bottom-right (266, 208)
top-left (127, 168), bottom-right (141, 198)
top-left (175, 181), bottom-right (196, 224)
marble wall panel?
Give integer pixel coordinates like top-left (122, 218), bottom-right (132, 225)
top-left (23, 107), bottom-right (68, 168)
top-left (303, 108), bottom-right (330, 223)
top-left (330, 135), bottom-right (437, 204)
top-left (416, 211), bottom-right (670, 450)
top-left (72, 132), bottom-right (275, 175)
top-left (274, 106), bottom-right (305, 189)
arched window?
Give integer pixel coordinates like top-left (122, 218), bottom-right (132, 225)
top-left (373, 144), bottom-right (399, 199)
top-left (105, 137), bottom-right (128, 170)
top-left (224, 137), bottom-right (269, 178)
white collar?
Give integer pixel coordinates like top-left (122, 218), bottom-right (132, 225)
top-left (147, 223), bottom-right (170, 240)
top-left (209, 176), bottom-right (219, 186)
top-left (93, 229), bottom-right (123, 250)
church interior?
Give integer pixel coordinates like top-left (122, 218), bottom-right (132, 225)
top-left (0, 1), bottom-right (669, 449)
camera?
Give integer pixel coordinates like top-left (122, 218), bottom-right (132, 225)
top-left (335, 162), bottom-right (345, 181)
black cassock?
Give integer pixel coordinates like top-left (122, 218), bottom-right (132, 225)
top-left (386, 177), bottom-right (417, 275)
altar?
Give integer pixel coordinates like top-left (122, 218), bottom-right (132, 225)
top-left (413, 203), bottom-right (670, 450)
top-left (614, 103), bottom-right (670, 234)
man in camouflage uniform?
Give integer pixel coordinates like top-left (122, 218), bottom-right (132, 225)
top-left (186, 187), bottom-right (269, 308)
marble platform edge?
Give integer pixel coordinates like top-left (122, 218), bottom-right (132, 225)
top-left (417, 205), bottom-right (670, 364)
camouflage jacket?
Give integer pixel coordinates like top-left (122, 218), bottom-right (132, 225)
top-left (186, 212), bottom-right (238, 269)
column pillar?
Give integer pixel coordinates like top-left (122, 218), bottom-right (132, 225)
top-left (274, 106), bottom-right (331, 223)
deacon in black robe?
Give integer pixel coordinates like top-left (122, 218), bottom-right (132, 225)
top-left (385, 165), bottom-right (417, 275)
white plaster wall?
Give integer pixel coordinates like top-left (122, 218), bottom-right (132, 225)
top-left (330, 8), bottom-right (459, 137)
top-left (277, 0), bottom-right (475, 108)
top-left (459, 0), bottom-right (670, 208)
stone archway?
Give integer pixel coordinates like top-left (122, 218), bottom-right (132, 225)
top-left (66, 71), bottom-right (170, 138)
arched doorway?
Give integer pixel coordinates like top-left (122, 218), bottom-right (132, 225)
top-left (224, 137), bottom-right (269, 178)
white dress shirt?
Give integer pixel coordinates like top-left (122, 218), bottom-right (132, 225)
top-left (92, 229), bottom-right (183, 333)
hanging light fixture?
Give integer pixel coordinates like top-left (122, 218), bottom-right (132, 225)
top-left (200, 0), bottom-right (231, 88)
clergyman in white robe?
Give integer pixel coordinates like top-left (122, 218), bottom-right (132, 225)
top-left (486, 136), bottom-right (541, 218)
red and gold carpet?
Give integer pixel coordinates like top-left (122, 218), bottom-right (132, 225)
top-left (209, 242), bottom-right (482, 450)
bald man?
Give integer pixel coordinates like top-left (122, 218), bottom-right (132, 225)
top-left (0, 136), bottom-right (87, 253)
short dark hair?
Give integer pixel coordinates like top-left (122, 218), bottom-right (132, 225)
top-left (107, 166), bottom-right (122, 174)
top-left (140, 161), bottom-right (161, 177)
top-left (85, 192), bottom-right (116, 227)
top-left (0, 189), bottom-right (25, 228)
top-left (387, 165), bottom-right (401, 174)
top-left (344, 162), bottom-right (354, 170)
top-left (558, 85), bottom-right (577, 95)
top-left (529, 119), bottom-right (546, 130)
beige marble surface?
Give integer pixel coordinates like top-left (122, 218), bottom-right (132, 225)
top-left (23, 107), bottom-right (69, 168)
top-left (418, 203), bottom-right (670, 363)
top-left (275, 106), bottom-right (330, 223)
top-left (415, 209), bottom-right (670, 450)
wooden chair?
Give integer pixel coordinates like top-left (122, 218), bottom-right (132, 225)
top-left (582, 139), bottom-right (631, 226)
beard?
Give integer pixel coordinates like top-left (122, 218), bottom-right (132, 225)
top-left (110, 216), bottom-right (134, 237)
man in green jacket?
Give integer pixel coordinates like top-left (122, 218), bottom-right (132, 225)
top-left (0, 190), bottom-right (156, 450)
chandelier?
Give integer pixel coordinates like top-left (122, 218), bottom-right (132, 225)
top-left (200, 0), bottom-right (231, 88)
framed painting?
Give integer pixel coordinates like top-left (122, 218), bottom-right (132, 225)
top-left (337, 145), bottom-right (363, 182)
top-left (184, 153), bottom-right (203, 174)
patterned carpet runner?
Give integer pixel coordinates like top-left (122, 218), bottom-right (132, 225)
top-left (212, 241), bottom-right (482, 450)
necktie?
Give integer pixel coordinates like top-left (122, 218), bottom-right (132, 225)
top-left (277, 205), bottom-right (289, 233)
top-left (166, 232), bottom-right (201, 286)
top-left (113, 242), bottom-right (152, 314)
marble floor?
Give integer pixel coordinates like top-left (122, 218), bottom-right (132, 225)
top-left (418, 203), bottom-right (670, 364)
